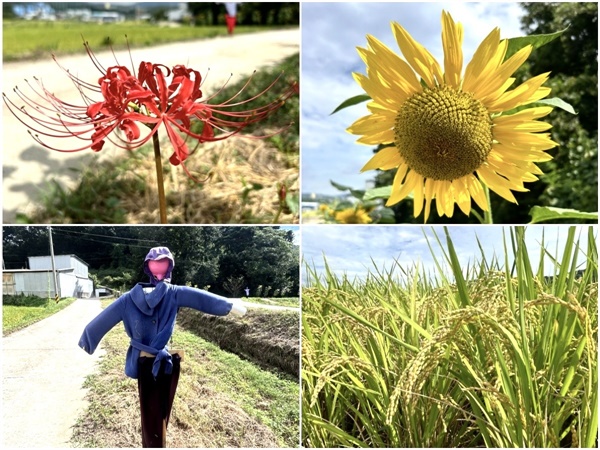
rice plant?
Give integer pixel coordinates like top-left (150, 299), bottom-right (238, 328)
top-left (302, 226), bottom-right (598, 448)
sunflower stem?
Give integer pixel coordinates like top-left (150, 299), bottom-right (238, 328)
top-left (152, 132), bottom-right (168, 224)
top-left (483, 184), bottom-right (494, 224)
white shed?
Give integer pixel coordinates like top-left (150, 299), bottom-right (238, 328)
top-left (3, 254), bottom-right (93, 299)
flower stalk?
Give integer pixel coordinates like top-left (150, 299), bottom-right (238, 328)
top-left (152, 131), bottom-right (167, 224)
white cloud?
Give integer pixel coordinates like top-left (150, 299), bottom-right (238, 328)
top-left (302, 225), bottom-right (595, 284)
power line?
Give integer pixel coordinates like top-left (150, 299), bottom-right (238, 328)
top-left (49, 229), bottom-right (162, 250)
top-left (49, 228), bottom-right (159, 244)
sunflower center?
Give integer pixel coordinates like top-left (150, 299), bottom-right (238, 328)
top-left (394, 85), bottom-right (493, 181)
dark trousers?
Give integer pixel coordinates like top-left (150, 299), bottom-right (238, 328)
top-left (137, 354), bottom-right (181, 448)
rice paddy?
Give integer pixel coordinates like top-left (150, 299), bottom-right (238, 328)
top-left (302, 226), bottom-right (598, 448)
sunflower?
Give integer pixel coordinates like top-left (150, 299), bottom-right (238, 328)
top-left (335, 207), bottom-right (373, 224)
top-left (348, 11), bottom-right (557, 222)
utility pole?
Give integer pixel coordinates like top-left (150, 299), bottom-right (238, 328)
top-left (48, 226), bottom-right (60, 300)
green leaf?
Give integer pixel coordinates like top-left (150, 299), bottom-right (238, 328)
top-left (285, 193), bottom-right (299, 215)
top-left (371, 207), bottom-right (396, 224)
top-left (529, 206), bottom-right (598, 224)
top-left (330, 180), bottom-right (353, 192)
top-left (504, 27), bottom-right (567, 60)
top-left (534, 97), bottom-right (577, 114)
top-left (363, 186), bottom-right (392, 201)
top-left (349, 189), bottom-right (366, 200)
top-left (331, 94), bottom-right (371, 115)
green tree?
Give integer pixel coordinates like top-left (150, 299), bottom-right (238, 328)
top-left (187, 2), bottom-right (220, 25)
top-left (216, 227), bottom-right (299, 296)
top-left (223, 274), bottom-right (245, 297)
top-left (2, 226), bottom-right (50, 268)
top-left (516, 2), bottom-right (598, 219)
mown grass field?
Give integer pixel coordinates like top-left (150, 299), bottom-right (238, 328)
top-left (2, 294), bottom-right (76, 335)
top-left (302, 227), bottom-right (598, 448)
top-left (71, 298), bottom-right (299, 448)
top-left (3, 20), bottom-right (269, 61)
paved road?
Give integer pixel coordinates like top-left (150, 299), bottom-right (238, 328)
top-left (2, 298), bottom-right (105, 448)
top-left (2, 29), bottom-right (300, 223)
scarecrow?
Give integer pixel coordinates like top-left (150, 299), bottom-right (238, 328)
top-left (79, 246), bottom-right (246, 447)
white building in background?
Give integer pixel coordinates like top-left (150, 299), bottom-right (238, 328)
top-left (3, 254), bottom-right (93, 299)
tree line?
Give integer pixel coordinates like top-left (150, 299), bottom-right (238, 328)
top-left (187, 2), bottom-right (299, 26)
top-left (2, 226), bottom-right (299, 298)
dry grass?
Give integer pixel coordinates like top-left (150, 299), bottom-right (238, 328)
top-left (29, 135), bottom-right (299, 224)
top-left (124, 136), bottom-right (299, 224)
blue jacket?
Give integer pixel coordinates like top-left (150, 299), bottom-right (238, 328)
top-left (79, 281), bottom-right (234, 379)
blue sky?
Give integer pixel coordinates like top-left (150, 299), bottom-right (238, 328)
top-left (301, 1), bottom-right (527, 197)
top-left (301, 225), bottom-right (596, 284)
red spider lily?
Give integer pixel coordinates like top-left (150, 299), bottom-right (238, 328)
top-left (3, 41), bottom-right (297, 178)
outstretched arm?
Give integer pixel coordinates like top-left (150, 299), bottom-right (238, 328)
top-left (175, 285), bottom-right (246, 317)
top-left (78, 296), bottom-right (125, 354)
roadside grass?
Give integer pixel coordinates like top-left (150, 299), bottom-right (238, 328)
top-left (302, 226), bottom-right (598, 448)
top-left (3, 20), bottom-right (272, 61)
top-left (2, 294), bottom-right (76, 335)
top-left (17, 53), bottom-right (299, 224)
top-left (71, 299), bottom-right (299, 448)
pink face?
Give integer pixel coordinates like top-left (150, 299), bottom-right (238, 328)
top-left (148, 259), bottom-right (170, 280)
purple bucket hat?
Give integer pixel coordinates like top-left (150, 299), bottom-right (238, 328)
top-left (144, 246), bottom-right (175, 285)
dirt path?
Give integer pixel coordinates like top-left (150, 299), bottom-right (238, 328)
top-left (2, 29), bottom-right (300, 223)
top-left (2, 299), bottom-right (105, 448)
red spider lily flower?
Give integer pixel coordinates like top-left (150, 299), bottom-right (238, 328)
top-left (3, 41), bottom-right (297, 178)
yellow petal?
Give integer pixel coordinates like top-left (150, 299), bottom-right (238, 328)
top-left (487, 72), bottom-right (551, 112)
top-left (476, 45), bottom-right (532, 103)
top-left (477, 166), bottom-right (522, 203)
top-left (392, 22), bottom-right (443, 88)
top-left (348, 113), bottom-right (394, 135)
top-left (441, 10), bottom-right (463, 89)
top-left (364, 35), bottom-right (422, 94)
top-left (492, 143), bottom-right (554, 163)
top-left (466, 174), bottom-right (489, 211)
top-left (423, 178), bottom-right (435, 222)
top-left (493, 128), bottom-right (557, 150)
top-left (387, 164), bottom-right (415, 205)
top-left (493, 106), bottom-right (553, 123)
top-left (355, 129), bottom-right (395, 145)
top-left (435, 180), bottom-right (454, 217)
top-left (453, 177), bottom-right (472, 216)
top-left (486, 157), bottom-right (540, 182)
top-left (411, 171), bottom-right (425, 217)
top-left (463, 27), bottom-right (501, 92)
top-left (361, 146), bottom-right (402, 172)
top-left (352, 72), bottom-right (405, 110)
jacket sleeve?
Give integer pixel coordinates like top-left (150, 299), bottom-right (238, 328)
top-left (175, 286), bottom-right (234, 316)
top-left (78, 296), bottom-right (125, 354)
